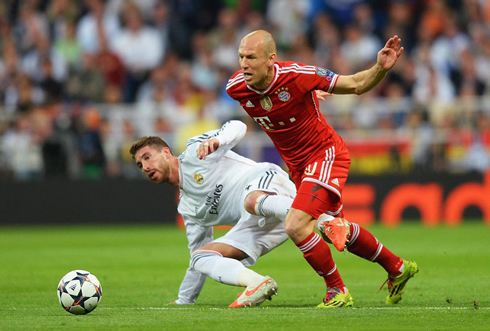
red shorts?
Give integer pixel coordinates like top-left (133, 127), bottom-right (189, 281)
top-left (290, 141), bottom-right (351, 220)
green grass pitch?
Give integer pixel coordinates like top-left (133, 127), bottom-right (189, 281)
top-left (1, 223), bottom-right (489, 330)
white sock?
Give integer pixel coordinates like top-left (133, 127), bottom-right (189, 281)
top-left (237, 268), bottom-right (267, 287)
top-left (254, 195), bottom-right (293, 222)
top-left (191, 251), bottom-right (264, 287)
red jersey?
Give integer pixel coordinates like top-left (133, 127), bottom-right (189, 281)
top-left (226, 61), bottom-right (340, 172)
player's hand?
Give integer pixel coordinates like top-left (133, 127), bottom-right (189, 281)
top-left (315, 90), bottom-right (332, 101)
top-left (197, 138), bottom-right (219, 160)
top-left (168, 301), bottom-right (177, 305)
top-left (377, 35), bottom-right (404, 71)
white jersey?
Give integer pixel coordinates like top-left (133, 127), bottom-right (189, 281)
top-left (178, 121), bottom-right (281, 227)
top-left (175, 121), bottom-right (295, 304)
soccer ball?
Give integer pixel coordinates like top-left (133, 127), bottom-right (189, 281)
top-left (57, 270), bottom-right (102, 315)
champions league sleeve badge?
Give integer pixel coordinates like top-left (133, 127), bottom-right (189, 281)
top-left (316, 67), bottom-right (337, 82)
top-left (316, 67), bottom-right (336, 82)
top-left (315, 67), bottom-right (328, 77)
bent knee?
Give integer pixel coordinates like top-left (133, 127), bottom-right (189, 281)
top-left (243, 191), bottom-right (269, 215)
top-left (285, 209), bottom-right (315, 242)
top-left (285, 221), bottom-right (301, 238)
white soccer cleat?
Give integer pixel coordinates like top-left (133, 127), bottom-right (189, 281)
top-left (228, 276), bottom-right (278, 308)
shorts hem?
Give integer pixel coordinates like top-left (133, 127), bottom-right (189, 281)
top-left (302, 178), bottom-right (341, 198)
top-left (211, 238), bottom-right (259, 267)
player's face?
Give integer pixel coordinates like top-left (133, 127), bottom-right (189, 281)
top-left (238, 37), bottom-right (274, 89)
top-left (134, 145), bottom-right (170, 184)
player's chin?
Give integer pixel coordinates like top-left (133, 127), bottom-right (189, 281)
top-left (149, 174), bottom-right (164, 184)
top-left (243, 75), bottom-right (254, 85)
top-left (244, 80), bottom-right (255, 87)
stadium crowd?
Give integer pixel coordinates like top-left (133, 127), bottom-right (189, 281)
top-left (0, 0), bottom-right (489, 180)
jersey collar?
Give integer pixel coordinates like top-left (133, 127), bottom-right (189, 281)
top-left (246, 63), bottom-right (279, 95)
top-left (177, 154), bottom-right (183, 189)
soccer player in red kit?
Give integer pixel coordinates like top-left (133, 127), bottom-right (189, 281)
top-left (226, 30), bottom-right (418, 307)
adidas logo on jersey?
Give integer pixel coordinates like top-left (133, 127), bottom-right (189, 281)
top-left (246, 100), bottom-right (254, 107)
top-left (331, 178), bottom-right (339, 186)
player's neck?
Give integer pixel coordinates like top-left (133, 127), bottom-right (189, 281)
top-left (167, 157), bottom-right (180, 187)
top-left (254, 65), bottom-right (275, 90)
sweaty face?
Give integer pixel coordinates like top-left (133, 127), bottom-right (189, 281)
top-left (238, 37), bottom-right (273, 89)
top-left (134, 145), bottom-right (169, 184)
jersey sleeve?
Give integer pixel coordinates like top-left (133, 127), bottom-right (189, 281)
top-left (212, 120), bottom-right (247, 153)
top-left (175, 216), bottom-right (213, 304)
top-left (225, 71), bottom-right (243, 100)
top-left (175, 268), bottom-right (206, 304)
top-left (185, 120), bottom-right (247, 163)
top-left (295, 66), bottom-right (339, 95)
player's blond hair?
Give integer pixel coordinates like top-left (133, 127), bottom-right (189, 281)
top-left (129, 136), bottom-right (172, 159)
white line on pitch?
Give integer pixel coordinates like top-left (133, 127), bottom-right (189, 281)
top-left (97, 306), bottom-right (488, 311)
top-left (8, 306), bottom-right (489, 311)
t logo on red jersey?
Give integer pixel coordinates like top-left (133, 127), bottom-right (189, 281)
top-left (253, 116), bottom-right (274, 130)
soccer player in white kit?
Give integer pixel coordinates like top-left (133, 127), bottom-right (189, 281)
top-left (130, 120), bottom-right (296, 307)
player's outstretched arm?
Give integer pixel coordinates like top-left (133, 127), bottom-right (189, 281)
top-left (173, 268), bottom-right (207, 305)
top-left (173, 220), bottom-right (213, 304)
top-left (332, 35), bottom-right (403, 95)
top-left (196, 120), bottom-right (247, 160)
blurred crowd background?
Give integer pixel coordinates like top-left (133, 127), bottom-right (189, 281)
top-left (0, 0), bottom-right (490, 181)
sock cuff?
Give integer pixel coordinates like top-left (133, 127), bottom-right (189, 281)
top-left (190, 249), bottom-right (223, 269)
top-left (193, 249), bottom-right (223, 257)
top-left (296, 232), bottom-right (321, 253)
top-left (346, 222), bottom-right (360, 247)
top-left (254, 194), bottom-right (269, 216)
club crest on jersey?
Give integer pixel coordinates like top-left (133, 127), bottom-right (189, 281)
top-left (275, 87), bottom-right (291, 102)
top-left (194, 173), bottom-right (204, 185)
top-left (260, 96), bottom-right (273, 111)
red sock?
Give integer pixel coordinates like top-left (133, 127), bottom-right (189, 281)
top-left (296, 232), bottom-right (344, 288)
top-left (346, 223), bottom-right (404, 277)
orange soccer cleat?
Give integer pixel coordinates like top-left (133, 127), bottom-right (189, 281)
top-left (229, 276), bottom-right (278, 308)
top-left (318, 217), bottom-right (351, 252)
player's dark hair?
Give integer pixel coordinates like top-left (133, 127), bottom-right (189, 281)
top-left (129, 136), bottom-right (172, 159)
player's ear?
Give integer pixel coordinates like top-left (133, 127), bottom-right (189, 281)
top-left (161, 146), bottom-right (172, 157)
top-left (268, 52), bottom-right (276, 65)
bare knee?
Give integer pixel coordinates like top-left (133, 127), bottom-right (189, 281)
top-left (244, 191), bottom-right (271, 215)
top-left (195, 243), bottom-right (248, 260)
top-left (285, 220), bottom-right (302, 240)
top-left (285, 209), bottom-right (315, 243)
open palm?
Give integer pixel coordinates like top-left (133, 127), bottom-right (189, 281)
top-left (377, 35), bottom-right (404, 71)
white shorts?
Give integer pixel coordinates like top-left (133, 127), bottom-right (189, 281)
top-left (213, 163), bottom-right (295, 266)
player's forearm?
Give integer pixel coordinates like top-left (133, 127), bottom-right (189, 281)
top-left (215, 120), bottom-right (247, 148)
top-left (335, 63), bottom-right (388, 95)
top-left (175, 268), bottom-right (207, 304)
top-left (351, 63), bottom-right (388, 95)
